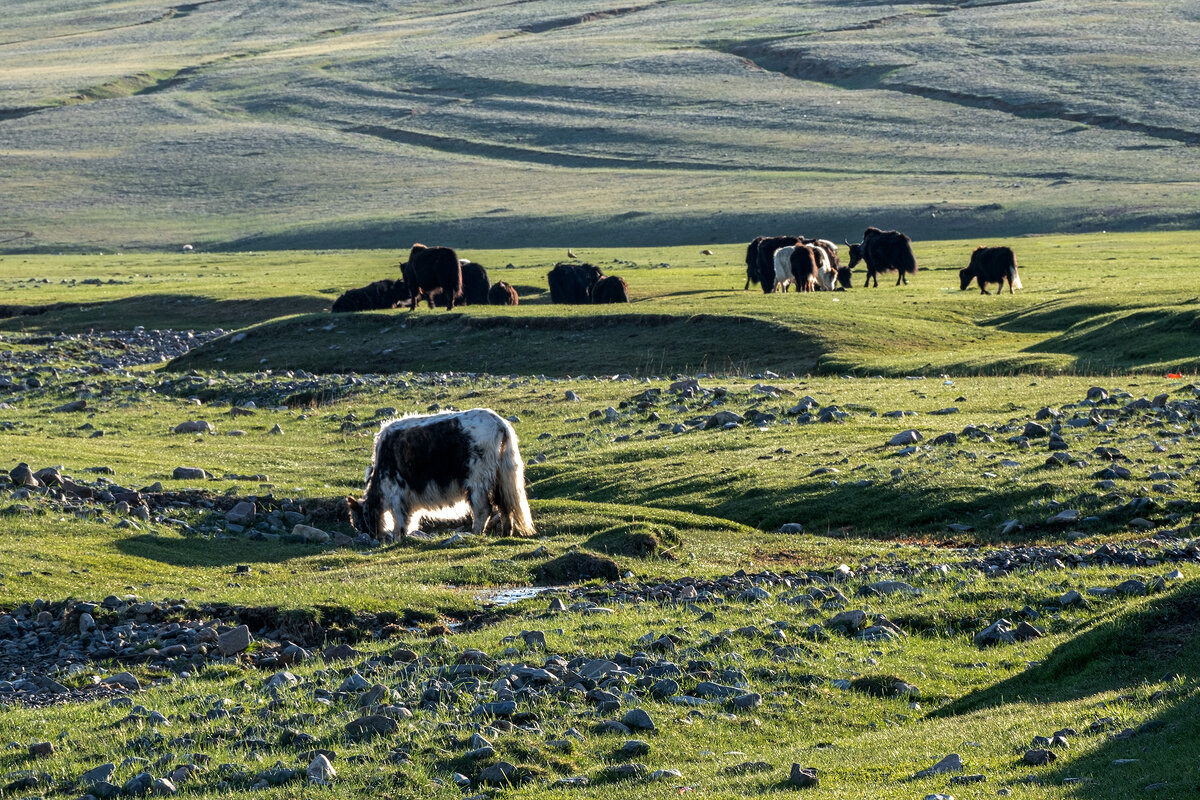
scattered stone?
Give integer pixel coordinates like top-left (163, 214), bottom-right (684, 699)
top-left (787, 764), bottom-right (819, 788)
top-left (914, 753), bottom-right (963, 779)
top-left (1023, 749), bottom-right (1056, 766)
top-left (218, 625), bottom-right (252, 656)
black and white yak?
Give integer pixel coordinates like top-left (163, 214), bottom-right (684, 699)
top-left (547, 261), bottom-right (604, 304)
top-left (331, 278), bottom-right (410, 313)
top-left (347, 408), bottom-right (535, 542)
top-left (756, 235), bottom-right (801, 293)
top-left (960, 246), bottom-right (1022, 294)
top-left (401, 243), bottom-right (463, 310)
top-left (846, 227), bottom-right (918, 287)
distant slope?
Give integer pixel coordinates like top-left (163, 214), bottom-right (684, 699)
top-left (2, 0), bottom-right (1200, 250)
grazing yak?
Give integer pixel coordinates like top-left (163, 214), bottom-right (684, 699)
top-left (401, 244), bottom-right (462, 310)
top-left (488, 280), bottom-right (519, 305)
top-left (547, 261), bottom-right (604, 304)
top-left (755, 235), bottom-right (802, 293)
top-left (458, 260), bottom-right (491, 305)
top-left (744, 236), bottom-right (765, 290)
top-left (960, 246), bottom-right (1022, 294)
top-left (591, 274), bottom-right (630, 303)
top-left (846, 227), bottom-right (918, 287)
top-left (789, 245), bottom-right (819, 292)
top-left (773, 246), bottom-right (798, 292)
top-left (331, 278), bottom-right (410, 313)
top-left (348, 408), bottom-right (535, 542)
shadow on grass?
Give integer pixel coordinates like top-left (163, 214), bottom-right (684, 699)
top-left (0, 293), bottom-right (330, 333)
top-left (937, 580), bottom-right (1200, 718)
top-left (114, 532), bottom-right (319, 568)
top-left (930, 581), bottom-right (1200, 797)
top-left (166, 311), bottom-right (825, 376)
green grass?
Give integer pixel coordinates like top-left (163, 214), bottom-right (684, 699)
top-left (0, 236), bottom-right (1198, 798)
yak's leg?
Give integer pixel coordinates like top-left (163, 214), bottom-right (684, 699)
top-left (469, 486), bottom-right (492, 536)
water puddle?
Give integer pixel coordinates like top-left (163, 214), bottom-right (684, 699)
top-left (477, 585), bottom-right (563, 607)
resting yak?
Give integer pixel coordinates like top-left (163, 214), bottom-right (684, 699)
top-left (459, 260), bottom-right (491, 305)
top-left (331, 278), bottom-right (409, 313)
top-left (547, 261), bottom-right (604, 304)
top-left (401, 244), bottom-right (462, 311)
top-left (591, 275), bottom-right (629, 303)
top-left (960, 246), bottom-right (1022, 294)
top-left (347, 408), bottom-right (535, 541)
top-left (488, 281), bottom-right (519, 305)
top-left (847, 227), bottom-right (918, 288)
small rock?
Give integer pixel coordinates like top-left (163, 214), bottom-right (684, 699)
top-left (306, 754), bottom-right (336, 785)
top-left (218, 625), bottom-right (252, 656)
top-left (914, 753), bottom-right (963, 778)
top-left (787, 764), bottom-right (819, 788)
top-left (888, 429), bottom-right (922, 446)
top-left (1023, 749), bottom-right (1056, 766)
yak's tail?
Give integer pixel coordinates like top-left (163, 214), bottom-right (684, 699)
top-left (496, 420), bottom-right (535, 536)
top-left (1011, 256), bottom-right (1023, 290)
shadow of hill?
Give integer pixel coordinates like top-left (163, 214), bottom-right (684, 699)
top-left (1023, 306), bottom-right (1200, 372)
top-left (533, 458), bottom-right (1062, 539)
top-left (166, 311), bottom-right (825, 376)
top-left (935, 580), bottom-right (1200, 719)
top-left (0, 293), bottom-right (331, 333)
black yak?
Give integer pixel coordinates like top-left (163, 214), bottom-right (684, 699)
top-left (459, 260), bottom-right (490, 305)
top-left (846, 227), bottom-right (918, 287)
top-left (347, 409), bottom-right (534, 542)
top-left (756, 235), bottom-right (802, 293)
top-left (960, 246), bottom-right (1022, 294)
top-left (488, 281), bottom-right (519, 305)
top-left (591, 275), bottom-right (629, 303)
top-left (744, 236), bottom-right (765, 290)
top-left (331, 278), bottom-right (410, 313)
top-left (547, 261), bottom-right (604, 304)
top-left (401, 244), bottom-right (462, 311)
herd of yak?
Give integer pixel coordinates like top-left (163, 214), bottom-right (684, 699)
top-left (747, 227), bottom-right (1022, 295)
top-left (332, 243), bottom-right (628, 313)
top-left (331, 230), bottom-right (1023, 314)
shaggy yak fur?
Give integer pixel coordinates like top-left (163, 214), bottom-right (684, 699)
top-left (590, 275), bottom-right (629, 303)
top-left (459, 260), bottom-right (491, 305)
top-left (401, 244), bottom-right (463, 310)
top-left (788, 245), bottom-right (819, 292)
top-left (846, 227), bottom-right (918, 288)
top-left (755, 235), bottom-right (801, 293)
top-left (960, 246), bottom-right (1023, 294)
top-left (347, 408), bottom-right (534, 541)
top-left (488, 281), bottom-right (519, 305)
top-left (547, 262), bottom-right (604, 304)
top-left (331, 278), bottom-right (410, 313)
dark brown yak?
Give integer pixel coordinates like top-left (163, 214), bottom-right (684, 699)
top-left (459, 261), bottom-right (490, 305)
top-left (590, 275), bottom-right (629, 303)
top-left (547, 262), bottom-right (604, 304)
top-left (488, 281), bottom-right (519, 305)
top-left (331, 278), bottom-right (410, 313)
top-left (401, 244), bottom-right (462, 311)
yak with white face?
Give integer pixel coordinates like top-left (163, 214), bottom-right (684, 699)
top-left (347, 408), bottom-right (534, 541)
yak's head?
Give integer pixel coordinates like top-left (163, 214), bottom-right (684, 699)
top-left (845, 241), bottom-right (864, 270)
top-left (347, 492), bottom-right (393, 541)
top-left (836, 266), bottom-right (854, 290)
top-left (958, 267), bottom-right (974, 291)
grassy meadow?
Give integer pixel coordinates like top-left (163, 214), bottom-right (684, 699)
top-left (0, 237), bottom-right (1197, 797)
